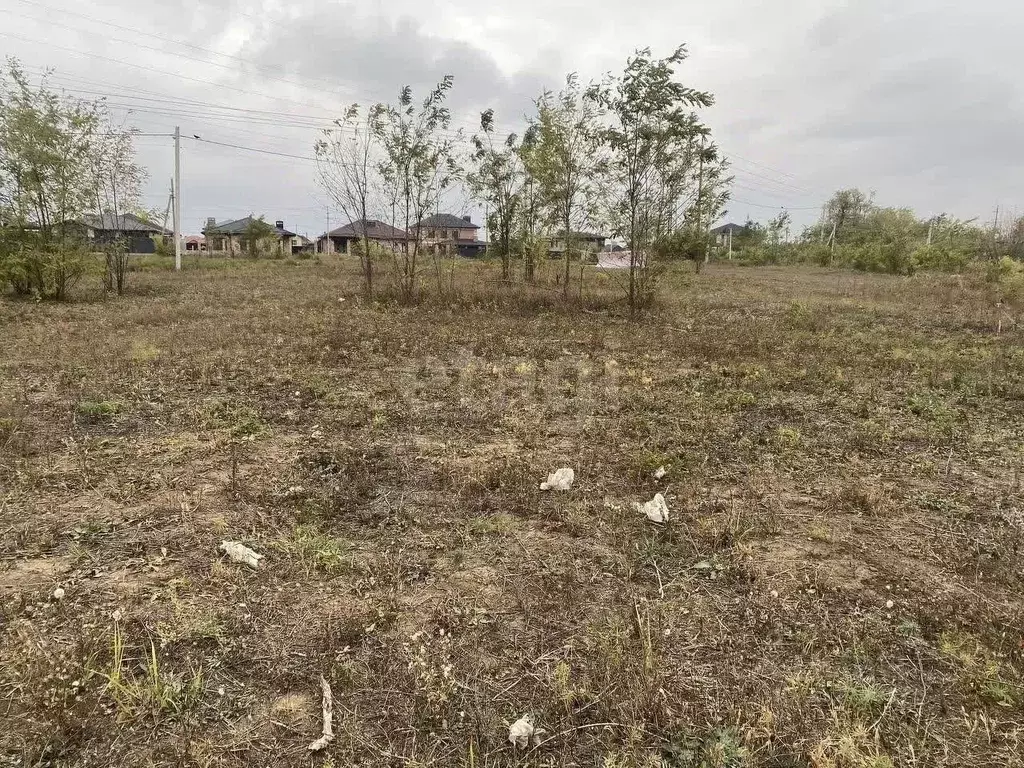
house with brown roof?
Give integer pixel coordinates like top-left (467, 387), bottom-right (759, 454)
top-left (413, 214), bottom-right (485, 257)
top-left (185, 235), bottom-right (206, 252)
top-left (317, 219), bottom-right (411, 255)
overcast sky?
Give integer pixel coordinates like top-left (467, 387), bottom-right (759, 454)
top-left (2, 0), bottom-right (1021, 236)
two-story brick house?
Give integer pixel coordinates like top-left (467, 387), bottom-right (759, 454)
top-left (413, 214), bottom-right (485, 257)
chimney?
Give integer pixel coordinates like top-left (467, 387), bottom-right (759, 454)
top-left (205, 217), bottom-right (216, 230)
top-left (275, 220), bottom-right (284, 229)
top-left (462, 215), bottom-right (472, 223)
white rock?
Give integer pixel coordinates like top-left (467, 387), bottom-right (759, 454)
top-left (540, 467), bottom-right (575, 492)
top-left (508, 713), bottom-right (545, 749)
top-left (885, 599), bottom-right (894, 609)
top-left (52, 587), bottom-right (65, 601)
top-left (219, 541), bottom-right (264, 569)
top-left (636, 493), bottom-right (669, 523)
top-left (653, 466), bottom-right (668, 480)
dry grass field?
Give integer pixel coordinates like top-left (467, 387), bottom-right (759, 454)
top-left (1, 257), bottom-right (1022, 767)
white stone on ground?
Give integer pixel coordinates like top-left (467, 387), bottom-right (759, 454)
top-left (219, 541), bottom-right (264, 569)
top-left (540, 467), bottom-right (575, 491)
top-left (636, 493), bottom-right (669, 523)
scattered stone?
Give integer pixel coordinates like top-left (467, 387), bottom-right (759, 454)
top-left (636, 493), bottom-right (669, 523)
top-left (219, 541), bottom-right (264, 569)
top-left (885, 599), bottom-right (894, 609)
top-left (540, 467), bottom-right (575, 492)
top-left (52, 586), bottom-right (65, 601)
top-left (508, 713), bottom-right (545, 749)
top-left (654, 466), bottom-right (668, 480)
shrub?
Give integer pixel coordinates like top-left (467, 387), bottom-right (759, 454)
top-left (153, 237), bottom-right (173, 258)
top-left (985, 255), bottom-right (1023, 283)
top-left (913, 244), bottom-right (971, 273)
top-left (0, 238), bottom-right (89, 299)
top-left (844, 242), bottom-right (918, 276)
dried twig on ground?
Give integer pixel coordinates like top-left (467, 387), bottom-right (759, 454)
top-left (307, 675), bottom-right (334, 752)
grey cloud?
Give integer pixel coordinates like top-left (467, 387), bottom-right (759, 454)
top-left (242, 6), bottom-right (554, 131)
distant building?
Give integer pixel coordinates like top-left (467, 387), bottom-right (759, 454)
top-left (710, 222), bottom-right (744, 246)
top-left (67, 213), bottom-right (171, 254)
top-left (547, 231), bottom-right (608, 261)
top-left (318, 219), bottom-right (411, 255)
top-left (413, 214), bottom-right (485, 257)
top-left (293, 235), bottom-right (315, 254)
top-left (203, 216), bottom-right (297, 256)
top-left (185, 235), bottom-right (206, 252)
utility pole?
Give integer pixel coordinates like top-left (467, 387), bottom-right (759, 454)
top-left (324, 204), bottom-right (330, 254)
top-left (173, 126), bottom-right (182, 271)
top-left (927, 220), bottom-right (933, 246)
top-left (162, 179), bottom-right (173, 234)
top-left (728, 228), bottom-right (733, 259)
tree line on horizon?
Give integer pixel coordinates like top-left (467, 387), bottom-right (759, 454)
top-left (724, 188), bottom-right (1024, 278)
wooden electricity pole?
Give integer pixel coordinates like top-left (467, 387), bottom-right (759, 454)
top-left (173, 126), bottom-right (181, 271)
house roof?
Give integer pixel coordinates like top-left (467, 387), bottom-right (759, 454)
top-left (204, 216), bottom-right (296, 237)
top-left (414, 213), bottom-right (479, 229)
top-left (325, 219), bottom-right (410, 240)
top-left (710, 222), bottom-right (744, 235)
top-left (185, 235), bottom-right (205, 244)
top-left (81, 213), bottom-right (170, 235)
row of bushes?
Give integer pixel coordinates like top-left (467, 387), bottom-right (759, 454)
top-left (734, 241), bottom-right (1006, 277)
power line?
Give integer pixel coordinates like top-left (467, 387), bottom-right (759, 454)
top-left (26, 77), bottom-right (337, 125)
top-left (10, 0), bottom-right (507, 130)
top-left (0, 29), bottom-right (332, 113)
top-left (16, 65), bottom-right (333, 123)
top-left (727, 151), bottom-right (806, 182)
top-left (727, 197), bottom-right (821, 211)
top-left (3, 3), bottom-right (355, 103)
top-left (22, 66), bottom-right (479, 142)
top-left (3, 7), bottom-right (508, 136)
top-left (188, 136), bottom-right (317, 163)
top-left (729, 179), bottom-right (818, 204)
top-left (729, 164), bottom-right (816, 196)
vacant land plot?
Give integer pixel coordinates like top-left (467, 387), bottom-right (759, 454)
top-left (1, 259), bottom-right (1022, 767)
